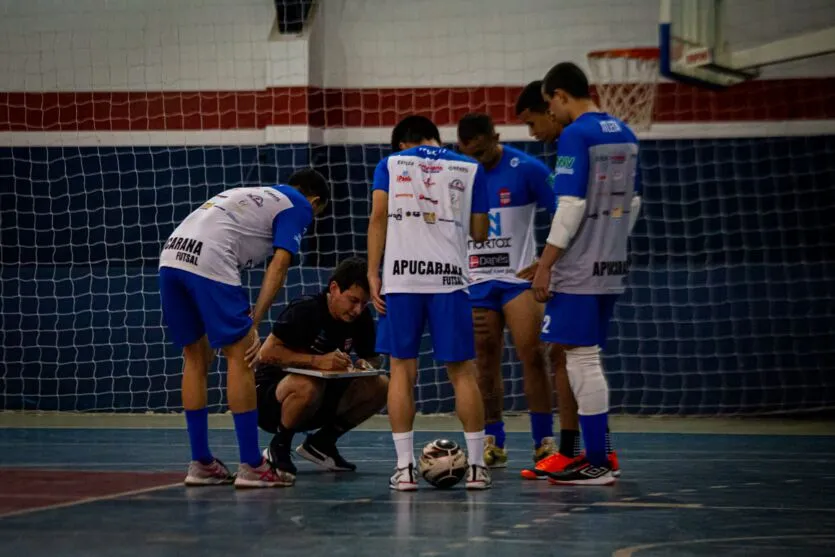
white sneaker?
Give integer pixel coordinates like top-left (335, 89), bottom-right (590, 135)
top-left (389, 463), bottom-right (418, 491)
top-left (465, 464), bottom-right (492, 490)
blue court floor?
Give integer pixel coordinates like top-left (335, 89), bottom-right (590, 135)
top-left (1, 425), bottom-right (834, 556)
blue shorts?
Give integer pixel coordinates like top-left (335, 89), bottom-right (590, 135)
top-left (159, 267), bottom-right (252, 349)
top-left (540, 293), bottom-right (620, 349)
top-left (375, 290), bottom-right (475, 363)
top-left (468, 280), bottom-right (529, 312)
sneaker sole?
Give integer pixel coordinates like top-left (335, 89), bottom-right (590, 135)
top-left (547, 474), bottom-right (616, 487)
top-left (296, 444), bottom-right (354, 472)
top-left (389, 482), bottom-right (418, 492)
top-left (184, 476), bottom-right (235, 486)
top-left (520, 470), bottom-right (550, 481)
top-left (466, 481), bottom-right (492, 490)
top-left (234, 477), bottom-right (294, 488)
top-left (612, 469), bottom-right (622, 478)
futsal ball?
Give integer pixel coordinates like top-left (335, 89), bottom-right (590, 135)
top-left (418, 439), bottom-right (468, 489)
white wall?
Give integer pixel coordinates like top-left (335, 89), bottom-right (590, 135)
top-left (0, 0), bottom-right (833, 92)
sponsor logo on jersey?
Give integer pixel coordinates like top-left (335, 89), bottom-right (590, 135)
top-left (488, 212), bottom-right (501, 236)
top-left (448, 179), bottom-right (465, 191)
top-left (423, 176), bottom-right (436, 187)
top-left (397, 172), bottom-right (412, 183)
top-left (392, 259), bottom-right (464, 286)
top-left (468, 237), bottom-right (512, 249)
top-left (419, 194), bottom-right (438, 205)
top-left (397, 159), bottom-right (415, 166)
top-left (499, 188), bottom-right (511, 206)
top-left (599, 120), bottom-right (622, 133)
top-left (610, 207), bottom-right (623, 218)
top-left (447, 165), bottom-right (470, 173)
top-left (592, 260), bottom-right (630, 276)
top-left (388, 208), bottom-right (403, 221)
top-left (597, 174), bottom-right (607, 181)
top-left (293, 232), bottom-right (303, 247)
top-left (611, 154), bottom-right (626, 164)
top-left (395, 193), bottom-right (414, 198)
top-left (420, 163), bottom-right (443, 174)
top-left (469, 254), bottom-right (510, 269)
top-left (163, 236), bottom-right (203, 266)
top-left (423, 212), bottom-right (436, 224)
top-left (556, 156), bottom-right (575, 176)
top-left (509, 157), bottom-right (519, 168)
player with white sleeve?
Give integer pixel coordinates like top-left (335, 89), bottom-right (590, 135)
top-left (159, 169), bottom-right (329, 489)
top-left (367, 115), bottom-right (492, 490)
top-left (455, 113), bottom-right (558, 468)
top-left (532, 63), bottom-right (642, 486)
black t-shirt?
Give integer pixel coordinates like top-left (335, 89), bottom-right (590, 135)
top-left (256, 292), bottom-right (377, 381)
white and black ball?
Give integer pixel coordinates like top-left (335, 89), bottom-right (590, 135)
top-left (418, 439), bottom-right (468, 489)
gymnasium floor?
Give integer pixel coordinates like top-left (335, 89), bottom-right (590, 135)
top-left (0, 414), bottom-right (834, 557)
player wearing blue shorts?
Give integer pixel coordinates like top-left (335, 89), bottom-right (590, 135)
top-left (455, 113), bottom-right (558, 468)
top-left (158, 169), bottom-right (329, 488)
top-left (515, 81), bottom-right (621, 480)
top-left (367, 115), bottom-right (492, 490)
top-left (532, 63), bottom-right (642, 486)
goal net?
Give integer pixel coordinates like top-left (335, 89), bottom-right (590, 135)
top-left (2, 0), bottom-right (834, 415)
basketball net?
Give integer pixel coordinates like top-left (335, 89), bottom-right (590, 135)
top-left (586, 48), bottom-right (660, 132)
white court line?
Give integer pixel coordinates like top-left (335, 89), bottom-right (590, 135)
top-left (0, 481), bottom-right (181, 520)
top-left (116, 496), bottom-right (835, 514)
top-left (613, 534), bottom-right (835, 557)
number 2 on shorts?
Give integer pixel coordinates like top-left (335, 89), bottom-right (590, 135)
top-left (541, 314), bottom-right (551, 334)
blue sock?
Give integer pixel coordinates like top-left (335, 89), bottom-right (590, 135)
top-left (579, 412), bottom-right (609, 467)
top-left (529, 412), bottom-right (554, 449)
top-left (485, 421), bottom-right (505, 449)
top-left (185, 408), bottom-right (213, 464)
top-left (232, 409), bottom-right (263, 468)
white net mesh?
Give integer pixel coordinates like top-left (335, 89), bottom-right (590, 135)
top-left (587, 48), bottom-right (660, 131)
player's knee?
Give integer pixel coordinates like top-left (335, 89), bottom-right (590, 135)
top-left (564, 345), bottom-right (609, 416)
top-left (517, 341), bottom-right (546, 374)
top-left (279, 376), bottom-right (323, 405)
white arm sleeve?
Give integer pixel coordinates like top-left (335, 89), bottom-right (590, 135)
top-left (628, 195), bottom-right (642, 234)
top-left (546, 196), bottom-right (586, 249)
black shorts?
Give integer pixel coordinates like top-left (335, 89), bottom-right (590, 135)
top-left (255, 365), bottom-right (354, 434)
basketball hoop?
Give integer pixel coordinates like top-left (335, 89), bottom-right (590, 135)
top-left (586, 48), bottom-right (660, 132)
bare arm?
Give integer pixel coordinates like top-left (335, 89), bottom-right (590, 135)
top-left (470, 213), bottom-right (489, 243)
top-left (250, 249), bottom-right (292, 329)
top-left (367, 189), bottom-right (389, 314)
top-left (259, 334), bottom-right (351, 371)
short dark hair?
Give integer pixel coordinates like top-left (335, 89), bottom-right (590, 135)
top-left (287, 168), bottom-right (329, 207)
top-left (515, 80), bottom-right (549, 115)
top-left (329, 257), bottom-right (369, 294)
top-left (457, 113), bottom-right (495, 143)
top-left (542, 62), bottom-right (591, 99)
top-left (390, 115), bottom-right (441, 152)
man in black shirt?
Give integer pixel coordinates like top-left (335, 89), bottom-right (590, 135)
top-left (255, 258), bottom-right (387, 483)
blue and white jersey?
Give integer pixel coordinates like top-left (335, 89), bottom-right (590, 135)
top-left (373, 145), bottom-right (489, 295)
top-left (468, 144), bottom-right (554, 284)
top-left (549, 112), bottom-right (642, 295)
top-left (159, 185), bottom-right (313, 286)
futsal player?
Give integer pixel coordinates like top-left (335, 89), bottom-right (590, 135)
top-left (532, 62), bottom-right (642, 485)
top-left (367, 115), bottom-right (492, 490)
top-left (255, 257), bottom-right (388, 484)
top-left (515, 81), bottom-right (621, 480)
top-left (455, 113), bottom-right (558, 468)
top-left (159, 169), bottom-right (329, 488)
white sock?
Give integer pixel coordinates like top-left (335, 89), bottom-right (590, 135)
top-left (465, 430), bottom-right (486, 467)
top-left (392, 431), bottom-right (415, 469)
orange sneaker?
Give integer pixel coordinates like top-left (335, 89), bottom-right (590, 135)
top-left (521, 452), bottom-right (578, 480)
top-left (609, 451), bottom-right (621, 477)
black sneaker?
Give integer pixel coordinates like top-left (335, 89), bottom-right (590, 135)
top-left (262, 441), bottom-right (298, 477)
top-left (546, 455), bottom-right (616, 486)
top-left (295, 435), bottom-right (356, 471)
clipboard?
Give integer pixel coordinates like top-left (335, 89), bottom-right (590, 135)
top-left (284, 367), bottom-right (388, 379)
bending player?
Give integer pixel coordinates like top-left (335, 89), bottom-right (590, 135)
top-left (254, 257), bottom-right (388, 484)
top-left (367, 115), bottom-right (492, 490)
top-left (532, 62), bottom-right (641, 485)
top-left (515, 81), bottom-right (620, 480)
top-left (159, 169), bottom-right (329, 488)
top-left (455, 113), bottom-right (557, 468)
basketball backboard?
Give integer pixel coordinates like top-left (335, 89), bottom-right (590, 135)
top-left (659, 0), bottom-right (835, 88)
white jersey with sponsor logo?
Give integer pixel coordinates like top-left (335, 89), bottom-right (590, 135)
top-left (159, 185), bottom-right (312, 286)
top-left (467, 145), bottom-right (555, 285)
top-left (372, 145), bottom-right (489, 295)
